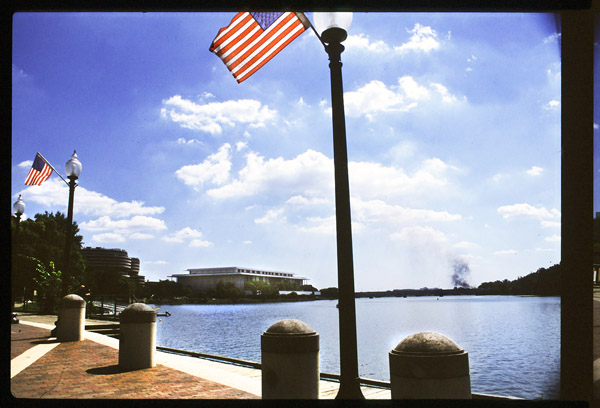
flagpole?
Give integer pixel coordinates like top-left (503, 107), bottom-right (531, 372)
top-left (37, 152), bottom-right (69, 187)
top-left (296, 12), bottom-right (327, 49)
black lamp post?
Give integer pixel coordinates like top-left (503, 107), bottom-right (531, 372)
top-left (12, 195), bottom-right (25, 321)
top-left (62, 151), bottom-right (82, 297)
top-left (314, 12), bottom-right (364, 399)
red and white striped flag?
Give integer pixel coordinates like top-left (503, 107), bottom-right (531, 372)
top-left (210, 12), bottom-right (310, 83)
top-left (24, 153), bottom-right (53, 186)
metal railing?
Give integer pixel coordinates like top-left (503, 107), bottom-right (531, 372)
top-left (86, 295), bottom-right (129, 320)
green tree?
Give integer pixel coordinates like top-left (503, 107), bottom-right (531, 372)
top-left (301, 284), bottom-right (319, 293)
top-left (31, 257), bottom-right (80, 313)
top-left (320, 287), bottom-right (339, 298)
top-left (477, 263), bottom-right (561, 296)
top-left (13, 212), bottom-right (87, 300)
top-left (215, 281), bottom-right (243, 298)
top-left (141, 280), bottom-right (190, 301)
top-left (245, 280), bottom-right (278, 298)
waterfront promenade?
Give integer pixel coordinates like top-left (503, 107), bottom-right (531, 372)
top-left (10, 312), bottom-right (390, 400)
top-left (11, 297), bottom-right (600, 402)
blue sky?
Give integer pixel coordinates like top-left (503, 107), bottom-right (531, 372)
top-left (11, 12), bottom-right (592, 291)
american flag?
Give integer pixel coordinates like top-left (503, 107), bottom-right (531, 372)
top-left (24, 153), bottom-right (53, 186)
top-left (210, 12), bottom-right (309, 83)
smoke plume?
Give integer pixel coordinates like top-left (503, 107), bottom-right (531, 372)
top-left (451, 258), bottom-right (472, 288)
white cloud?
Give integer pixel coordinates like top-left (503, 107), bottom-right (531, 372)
top-left (297, 215), bottom-right (365, 235)
top-left (185, 145), bottom-right (456, 203)
top-left (543, 99), bottom-right (560, 110)
top-left (526, 166), bottom-right (544, 176)
top-left (352, 197), bottom-right (462, 226)
top-left (390, 225), bottom-right (448, 245)
top-left (91, 233), bottom-right (126, 243)
top-left (145, 260), bottom-right (168, 265)
top-left (255, 208), bottom-right (286, 224)
top-left (394, 24), bottom-right (441, 54)
top-left (176, 137), bottom-right (202, 145)
top-left (497, 203), bottom-right (560, 220)
top-left (491, 173), bottom-right (505, 183)
top-left (175, 143), bottom-right (232, 189)
top-left (387, 140), bottom-right (417, 160)
top-left (161, 95), bottom-right (277, 135)
top-left (346, 25), bottom-right (441, 55)
top-left (349, 157), bottom-right (454, 198)
top-left (494, 249), bottom-right (518, 255)
top-left (453, 241), bottom-right (479, 249)
top-left (543, 32), bottom-right (561, 44)
top-left (298, 216), bottom-right (336, 235)
top-left (189, 239), bottom-right (213, 247)
top-left (343, 80), bottom-right (410, 118)
top-left (345, 33), bottom-right (390, 52)
top-left (429, 83), bottom-right (458, 103)
top-left (163, 227), bottom-right (205, 243)
top-left (546, 62), bottom-right (561, 82)
top-left (540, 220), bottom-right (561, 228)
top-left (285, 195), bottom-right (330, 206)
top-left (18, 178), bottom-right (165, 219)
top-left (545, 234), bottom-right (561, 243)
top-left (343, 76), bottom-right (462, 119)
top-left (206, 149), bottom-right (333, 200)
top-left (129, 233), bottom-right (154, 240)
top-left (18, 160), bottom-right (33, 168)
top-left (81, 215), bottom-right (167, 238)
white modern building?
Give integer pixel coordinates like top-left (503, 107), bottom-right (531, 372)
top-left (170, 267), bottom-right (308, 292)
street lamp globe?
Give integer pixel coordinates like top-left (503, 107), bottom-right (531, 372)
top-left (65, 150), bottom-right (82, 180)
top-left (313, 12), bottom-right (352, 43)
top-left (13, 195), bottom-right (25, 217)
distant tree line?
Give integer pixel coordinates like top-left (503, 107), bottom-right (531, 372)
top-left (139, 280), bottom-right (336, 304)
top-left (357, 264), bottom-right (562, 298)
top-left (477, 263), bottom-right (561, 296)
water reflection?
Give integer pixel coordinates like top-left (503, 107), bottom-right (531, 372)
top-left (153, 295), bottom-right (560, 399)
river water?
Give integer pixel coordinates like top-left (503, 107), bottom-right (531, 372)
top-left (151, 295), bottom-right (560, 399)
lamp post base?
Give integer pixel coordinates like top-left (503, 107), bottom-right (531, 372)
top-left (335, 379), bottom-right (365, 399)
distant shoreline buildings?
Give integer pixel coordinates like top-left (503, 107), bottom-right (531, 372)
top-left (170, 266), bottom-right (308, 292)
top-left (81, 247), bottom-right (145, 286)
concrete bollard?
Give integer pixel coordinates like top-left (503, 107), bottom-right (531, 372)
top-left (389, 331), bottom-right (471, 399)
top-left (57, 294), bottom-right (86, 342)
top-left (119, 303), bottom-right (157, 370)
top-left (261, 319), bottom-right (320, 399)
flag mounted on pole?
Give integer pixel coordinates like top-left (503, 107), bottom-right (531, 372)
top-left (24, 153), bottom-right (53, 186)
top-left (210, 12), bottom-right (310, 83)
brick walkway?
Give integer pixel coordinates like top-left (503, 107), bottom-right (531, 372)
top-left (11, 322), bottom-right (258, 399)
top-left (11, 323), bottom-right (52, 359)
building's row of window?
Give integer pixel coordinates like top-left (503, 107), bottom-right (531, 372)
top-left (239, 268), bottom-right (292, 277)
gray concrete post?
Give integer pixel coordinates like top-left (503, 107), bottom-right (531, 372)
top-left (57, 294), bottom-right (85, 342)
top-left (389, 331), bottom-right (471, 399)
top-left (119, 303), bottom-right (156, 370)
top-left (261, 319), bottom-right (320, 399)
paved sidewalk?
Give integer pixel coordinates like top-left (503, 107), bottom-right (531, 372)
top-left (10, 321), bottom-right (259, 399)
top-left (10, 317), bottom-right (390, 400)
top-left (594, 297), bottom-right (600, 401)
